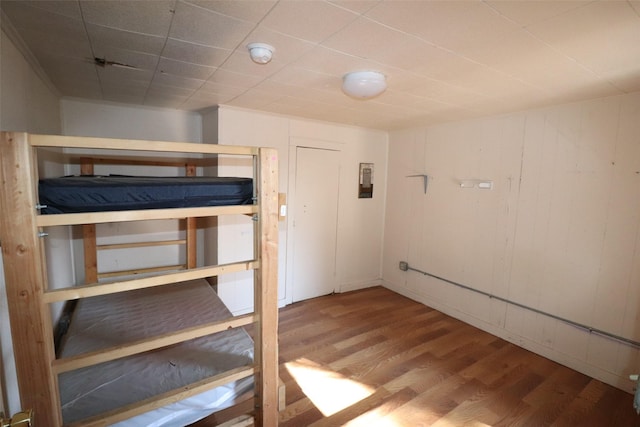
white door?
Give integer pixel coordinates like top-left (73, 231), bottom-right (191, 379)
top-left (292, 147), bottom-right (340, 302)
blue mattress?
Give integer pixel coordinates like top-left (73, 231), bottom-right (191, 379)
top-left (38, 176), bottom-right (254, 214)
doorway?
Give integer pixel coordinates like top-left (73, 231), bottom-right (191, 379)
top-left (291, 146), bottom-right (340, 302)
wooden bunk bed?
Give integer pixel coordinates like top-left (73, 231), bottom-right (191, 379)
top-left (0, 131), bottom-right (280, 426)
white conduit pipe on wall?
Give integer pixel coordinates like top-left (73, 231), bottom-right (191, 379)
top-left (399, 261), bottom-right (640, 349)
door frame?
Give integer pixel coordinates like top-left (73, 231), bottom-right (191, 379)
top-left (285, 137), bottom-right (344, 305)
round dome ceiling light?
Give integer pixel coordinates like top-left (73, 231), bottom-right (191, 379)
top-left (247, 42), bottom-right (275, 64)
top-left (342, 70), bottom-right (387, 99)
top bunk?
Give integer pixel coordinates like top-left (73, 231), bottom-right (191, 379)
top-left (4, 132), bottom-right (273, 226)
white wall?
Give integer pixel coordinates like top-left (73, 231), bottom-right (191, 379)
top-left (0, 26), bottom-right (62, 416)
top-left (214, 107), bottom-right (290, 313)
top-left (383, 91), bottom-right (640, 393)
top-left (0, 30), bottom-right (60, 134)
top-left (213, 106), bottom-right (388, 314)
top-left (61, 98), bottom-right (202, 142)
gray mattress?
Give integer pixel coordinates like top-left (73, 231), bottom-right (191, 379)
top-left (58, 279), bottom-right (254, 426)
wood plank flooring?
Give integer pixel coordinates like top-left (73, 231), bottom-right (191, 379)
top-left (276, 286), bottom-right (639, 426)
top-left (193, 286), bottom-right (638, 426)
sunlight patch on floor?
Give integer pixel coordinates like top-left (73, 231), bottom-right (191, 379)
top-left (343, 405), bottom-right (402, 427)
top-left (285, 358), bottom-right (375, 417)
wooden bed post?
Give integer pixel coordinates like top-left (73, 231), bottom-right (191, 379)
top-left (0, 132), bottom-right (62, 426)
top-left (185, 163), bottom-right (197, 269)
top-left (80, 158), bottom-right (98, 283)
top-left (254, 148), bottom-right (279, 426)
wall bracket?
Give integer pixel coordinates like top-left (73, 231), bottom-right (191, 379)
top-left (407, 174), bottom-right (429, 194)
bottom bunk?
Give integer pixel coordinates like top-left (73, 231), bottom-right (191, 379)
top-left (57, 279), bottom-right (255, 426)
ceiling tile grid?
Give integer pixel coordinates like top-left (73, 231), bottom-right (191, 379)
top-left (1, 0), bottom-right (640, 130)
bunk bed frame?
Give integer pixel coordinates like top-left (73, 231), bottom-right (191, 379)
top-left (77, 155), bottom-right (201, 283)
top-left (0, 131), bottom-right (280, 426)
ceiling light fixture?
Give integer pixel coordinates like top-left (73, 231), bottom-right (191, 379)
top-left (342, 71), bottom-right (387, 99)
top-left (247, 43), bottom-right (275, 64)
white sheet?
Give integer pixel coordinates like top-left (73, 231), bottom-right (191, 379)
top-left (58, 279), bottom-right (254, 426)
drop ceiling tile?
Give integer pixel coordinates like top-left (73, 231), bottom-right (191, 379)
top-left (23, 1), bottom-right (83, 20)
top-left (485, 1), bottom-right (592, 27)
top-left (269, 94), bottom-right (320, 110)
top-left (365, 0), bottom-right (520, 51)
top-left (526, 1), bottom-right (640, 75)
top-left (36, 55), bottom-right (98, 85)
top-left (80, 0), bottom-right (174, 36)
top-left (103, 92), bottom-right (146, 105)
top-left (291, 45), bottom-right (393, 79)
top-left (323, 17), bottom-right (444, 70)
top-left (198, 81), bottom-right (246, 97)
top-left (538, 72), bottom-right (623, 102)
top-left (96, 67), bottom-right (153, 90)
top-left (206, 69), bottom-right (262, 89)
top-left (461, 29), bottom-right (600, 88)
top-left (268, 66), bottom-right (340, 92)
top-left (87, 24), bottom-right (166, 56)
top-left (227, 90), bottom-right (285, 110)
top-left (162, 38), bottom-right (232, 67)
top-left (242, 90), bottom-right (287, 106)
top-left (180, 97), bottom-right (220, 111)
top-left (1, 1), bottom-right (88, 45)
top-left (407, 51), bottom-right (521, 97)
top-left (393, 46), bottom-right (496, 87)
top-left (380, 90), bottom-right (450, 111)
top-left (389, 73), bottom-right (492, 107)
top-left (604, 71), bottom-right (640, 93)
top-left (101, 83), bottom-right (148, 97)
top-left (300, 86), bottom-right (352, 105)
top-left (418, 109), bottom-right (481, 127)
top-left (24, 33), bottom-right (92, 63)
top-left (457, 72), bottom-right (542, 102)
top-left (144, 94), bottom-right (191, 108)
top-left (410, 97), bottom-right (468, 114)
top-left (38, 55), bottom-right (101, 98)
top-left (184, 0), bottom-right (276, 23)
top-left (187, 90), bottom-right (238, 105)
top-left (170, 1), bottom-right (254, 49)
top-left (152, 72), bottom-right (205, 90)
top-left (546, 80), bottom-right (624, 105)
top-left (328, 0), bottom-right (380, 15)
top-left (157, 58), bottom-right (216, 80)
top-left (146, 83), bottom-right (195, 97)
top-left (101, 84), bottom-right (147, 104)
top-left (249, 80), bottom-right (319, 100)
top-left (260, 0), bottom-right (358, 43)
top-left (331, 107), bottom-right (397, 129)
top-left (58, 81), bottom-right (103, 99)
